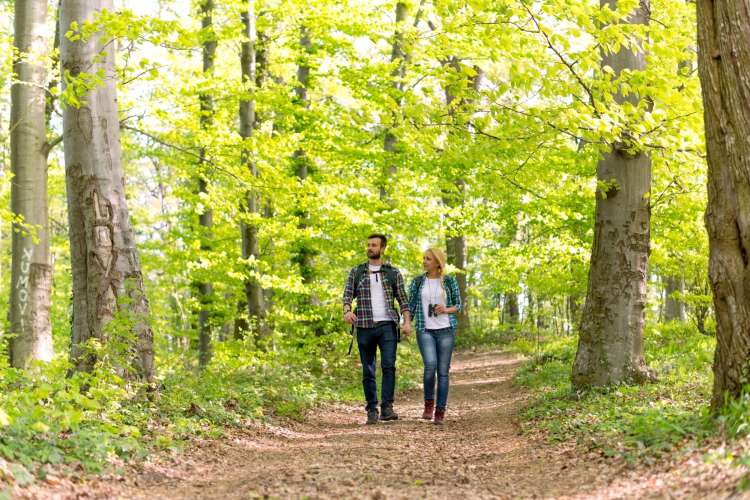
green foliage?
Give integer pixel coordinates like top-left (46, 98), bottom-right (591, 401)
top-left (0, 0), bottom-right (712, 489)
top-left (0, 328), bottom-right (422, 484)
top-left (514, 322), bottom-right (715, 462)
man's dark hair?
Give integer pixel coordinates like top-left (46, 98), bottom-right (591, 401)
top-left (367, 233), bottom-right (387, 248)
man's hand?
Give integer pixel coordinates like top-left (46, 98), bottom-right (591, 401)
top-left (401, 320), bottom-right (412, 337)
top-left (344, 311), bottom-right (357, 324)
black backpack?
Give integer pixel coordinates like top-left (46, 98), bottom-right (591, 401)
top-left (352, 262), bottom-right (399, 298)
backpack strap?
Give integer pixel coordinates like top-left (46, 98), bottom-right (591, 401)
top-left (352, 263), bottom-right (369, 296)
top-left (380, 263), bottom-right (399, 296)
top-left (353, 263), bottom-right (400, 298)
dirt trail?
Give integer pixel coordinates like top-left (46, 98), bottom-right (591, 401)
top-left (26, 351), bottom-right (747, 499)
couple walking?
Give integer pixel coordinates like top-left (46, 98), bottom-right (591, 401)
top-left (342, 234), bottom-right (462, 425)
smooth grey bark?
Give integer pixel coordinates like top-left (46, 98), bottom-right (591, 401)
top-left (9, 0), bottom-right (54, 367)
top-left (663, 275), bottom-right (686, 322)
top-left (196, 0), bottom-right (216, 367)
top-left (696, 0), bottom-right (750, 410)
top-left (60, 0), bottom-right (154, 379)
top-left (235, 0), bottom-right (265, 339)
top-left (572, 0), bottom-right (654, 388)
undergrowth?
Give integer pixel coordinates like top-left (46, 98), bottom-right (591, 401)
top-left (0, 327), bottom-right (422, 491)
top-left (510, 321), bottom-right (716, 463)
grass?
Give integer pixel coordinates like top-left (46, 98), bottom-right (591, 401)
top-left (510, 321), bottom-right (716, 462)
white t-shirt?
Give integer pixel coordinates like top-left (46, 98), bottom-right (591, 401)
top-left (369, 265), bottom-right (391, 322)
top-left (422, 277), bottom-right (451, 330)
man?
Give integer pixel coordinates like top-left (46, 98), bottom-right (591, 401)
top-left (343, 234), bottom-right (411, 424)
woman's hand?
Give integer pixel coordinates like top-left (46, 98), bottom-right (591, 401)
top-left (434, 305), bottom-right (455, 315)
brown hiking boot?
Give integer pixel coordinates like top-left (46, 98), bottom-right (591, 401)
top-left (422, 400), bottom-right (435, 420)
top-left (434, 407), bottom-right (445, 425)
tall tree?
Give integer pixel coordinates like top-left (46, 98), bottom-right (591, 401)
top-left (380, 1), bottom-right (407, 200)
top-left (196, 0), bottom-right (216, 366)
top-left (9, 0), bottom-right (54, 367)
top-left (663, 275), bottom-right (686, 322)
top-left (292, 25), bottom-right (315, 298)
top-left (503, 293), bottom-right (520, 324)
top-left (697, 0), bottom-right (750, 410)
top-left (60, 0), bottom-right (154, 379)
top-left (571, 0), bottom-right (654, 387)
top-left (235, 0), bottom-right (265, 339)
top-left (442, 60), bottom-right (481, 336)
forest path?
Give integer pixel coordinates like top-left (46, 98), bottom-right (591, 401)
top-left (122, 351), bottom-right (608, 499)
top-left (30, 350), bottom-right (742, 499)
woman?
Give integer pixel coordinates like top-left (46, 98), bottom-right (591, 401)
top-left (408, 248), bottom-right (462, 424)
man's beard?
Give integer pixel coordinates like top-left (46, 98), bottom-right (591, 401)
top-left (367, 250), bottom-right (381, 259)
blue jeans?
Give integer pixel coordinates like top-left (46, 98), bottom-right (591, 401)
top-left (357, 321), bottom-right (397, 411)
top-left (417, 327), bottom-right (455, 409)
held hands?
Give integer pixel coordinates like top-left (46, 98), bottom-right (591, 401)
top-left (434, 304), bottom-right (448, 315)
top-left (344, 311), bottom-right (357, 324)
top-left (401, 320), bottom-right (412, 337)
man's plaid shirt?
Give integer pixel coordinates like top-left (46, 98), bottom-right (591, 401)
top-left (342, 264), bottom-right (409, 328)
top-left (408, 274), bottom-right (462, 334)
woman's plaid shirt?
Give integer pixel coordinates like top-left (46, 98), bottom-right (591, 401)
top-left (342, 264), bottom-right (410, 328)
top-left (408, 274), bottom-right (462, 334)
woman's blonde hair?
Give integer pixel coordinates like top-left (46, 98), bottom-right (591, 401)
top-left (425, 247), bottom-right (447, 299)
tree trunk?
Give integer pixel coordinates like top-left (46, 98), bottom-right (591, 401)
top-left (567, 294), bottom-right (581, 334)
top-left (696, 0), bottom-right (750, 410)
top-left (504, 293), bottom-right (520, 325)
top-left (196, 0), bottom-right (216, 367)
top-left (663, 275), bottom-right (686, 322)
top-left (9, 0), bottom-right (54, 367)
top-left (445, 182), bottom-right (470, 336)
top-left (293, 26), bottom-right (316, 297)
top-left (235, 0), bottom-right (265, 339)
top-left (572, 0), bottom-right (654, 388)
top-left (380, 1), bottom-right (408, 200)
top-left (60, 0), bottom-right (154, 379)
top-left (442, 63), bottom-right (481, 337)
top-left (526, 291), bottom-right (535, 328)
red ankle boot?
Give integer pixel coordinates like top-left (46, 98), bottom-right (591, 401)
top-left (422, 400), bottom-right (435, 420)
top-left (434, 407), bottom-right (445, 425)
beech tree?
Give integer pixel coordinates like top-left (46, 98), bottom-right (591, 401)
top-left (235, 0), bottom-right (265, 339)
top-left (60, 0), bottom-right (154, 379)
top-left (572, 0), bottom-right (655, 388)
top-left (9, 0), bottom-right (54, 367)
top-left (196, 0), bottom-right (216, 367)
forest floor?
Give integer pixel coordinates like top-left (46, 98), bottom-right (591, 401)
top-left (21, 350), bottom-right (749, 499)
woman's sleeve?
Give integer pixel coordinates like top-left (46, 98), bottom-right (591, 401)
top-left (408, 278), bottom-right (417, 315)
top-left (450, 276), bottom-right (462, 312)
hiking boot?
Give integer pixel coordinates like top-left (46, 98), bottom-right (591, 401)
top-left (434, 407), bottom-right (445, 425)
top-left (422, 400), bottom-right (435, 420)
top-left (366, 408), bottom-right (379, 425)
top-left (380, 404), bottom-right (399, 421)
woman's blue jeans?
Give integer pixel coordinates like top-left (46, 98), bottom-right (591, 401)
top-left (417, 327), bottom-right (455, 409)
